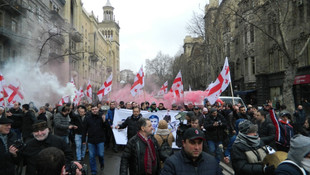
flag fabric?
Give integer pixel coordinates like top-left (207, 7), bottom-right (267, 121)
top-left (205, 57), bottom-right (231, 105)
top-left (73, 87), bottom-right (85, 106)
top-left (5, 80), bottom-right (24, 104)
top-left (0, 74), bottom-right (6, 106)
top-left (169, 71), bottom-right (184, 98)
top-left (130, 66), bottom-right (144, 97)
top-left (158, 81), bottom-right (168, 96)
top-left (97, 74), bottom-right (113, 101)
top-left (58, 95), bottom-right (70, 106)
top-left (86, 80), bottom-right (92, 103)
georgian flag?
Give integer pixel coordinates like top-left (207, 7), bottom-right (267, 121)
top-left (58, 95), bottom-right (70, 106)
top-left (205, 57), bottom-right (231, 105)
top-left (97, 74), bottom-right (113, 101)
top-left (158, 81), bottom-right (168, 96)
top-left (86, 80), bottom-right (92, 103)
top-left (130, 66), bottom-right (144, 97)
top-left (0, 74), bottom-right (6, 106)
top-left (73, 87), bottom-right (85, 106)
top-left (5, 80), bottom-right (24, 104)
top-left (169, 71), bottom-right (184, 98)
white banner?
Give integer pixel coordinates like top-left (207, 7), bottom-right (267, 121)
top-left (112, 109), bottom-right (180, 148)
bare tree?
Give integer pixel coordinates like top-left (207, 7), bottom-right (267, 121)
top-left (145, 51), bottom-right (173, 85)
top-left (186, 11), bottom-right (205, 38)
top-left (225, 0), bottom-right (310, 112)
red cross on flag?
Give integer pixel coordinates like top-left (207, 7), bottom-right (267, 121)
top-left (205, 57), bottom-right (231, 105)
top-left (130, 66), bottom-right (144, 97)
top-left (97, 74), bottom-right (113, 101)
top-left (58, 95), bottom-right (70, 106)
top-left (86, 80), bottom-right (92, 103)
top-left (170, 71), bottom-right (184, 98)
top-left (158, 81), bottom-right (168, 96)
top-left (73, 87), bottom-right (85, 106)
top-left (6, 80), bottom-right (24, 104)
top-left (0, 73), bottom-right (7, 106)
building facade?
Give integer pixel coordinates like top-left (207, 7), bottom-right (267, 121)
top-left (0, 0), bottom-right (120, 102)
top-left (183, 0), bottom-right (310, 107)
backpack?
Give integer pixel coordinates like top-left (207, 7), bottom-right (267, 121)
top-left (159, 135), bottom-right (173, 162)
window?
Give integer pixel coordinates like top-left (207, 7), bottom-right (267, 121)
top-left (250, 25), bottom-right (254, 43)
top-left (251, 57), bottom-right (255, 74)
top-left (0, 11), bottom-right (3, 27)
top-left (244, 27), bottom-right (248, 44)
top-left (244, 57), bottom-right (248, 74)
top-left (299, 4), bottom-right (304, 23)
top-left (11, 20), bottom-right (17, 32)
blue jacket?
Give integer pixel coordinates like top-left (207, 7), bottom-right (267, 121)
top-left (107, 108), bottom-right (115, 126)
top-left (161, 149), bottom-right (222, 175)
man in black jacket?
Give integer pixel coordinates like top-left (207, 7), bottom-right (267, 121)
top-left (82, 105), bottom-right (107, 175)
top-left (204, 108), bottom-right (227, 162)
top-left (71, 105), bottom-right (87, 161)
top-left (7, 102), bottom-right (23, 140)
top-left (115, 107), bottom-right (142, 141)
top-left (161, 128), bottom-right (222, 175)
top-left (21, 104), bottom-right (37, 142)
top-left (120, 117), bottom-right (160, 175)
top-left (254, 110), bottom-right (276, 147)
top-left (18, 120), bottom-right (73, 175)
top-left (0, 117), bottom-right (19, 175)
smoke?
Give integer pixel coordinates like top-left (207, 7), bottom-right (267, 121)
top-left (1, 59), bottom-right (76, 106)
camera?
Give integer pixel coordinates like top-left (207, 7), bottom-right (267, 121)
top-left (66, 161), bottom-right (88, 175)
top-left (12, 139), bottom-right (25, 151)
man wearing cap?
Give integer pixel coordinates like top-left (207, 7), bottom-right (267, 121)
top-left (149, 102), bottom-right (158, 112)
top-left (231, 120), bottom-right (275, 175)
top-left (0, 117), bottom-right (19, 175)
top-left (161, 128), bottom-right (222, 175)
top-left (276, 134), bottom-right (310, 175)
top-left (19, 120), bottom-right (73, 175)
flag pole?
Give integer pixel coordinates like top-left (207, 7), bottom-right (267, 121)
top-left (230, 80), bottom-right (235, 105)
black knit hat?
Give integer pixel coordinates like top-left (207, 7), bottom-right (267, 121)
top-left (0, 117), bottom-right (13, 124)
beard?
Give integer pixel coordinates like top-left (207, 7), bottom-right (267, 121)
top-left (33, 128), bottom-right (49, 141)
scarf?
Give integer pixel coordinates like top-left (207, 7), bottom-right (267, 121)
top-left (138, 132), bottom-right (156, 174)
top-left (235, 132), bottom-right (260, 148)
top-left (0, 134), bottom-right (8, 152)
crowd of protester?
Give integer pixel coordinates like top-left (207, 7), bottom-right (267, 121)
top-left (0, 98), bottom-right (310, 175)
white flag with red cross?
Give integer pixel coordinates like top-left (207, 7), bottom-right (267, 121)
top-left (58, 95), bottom-right (70, 106)
top-left (205, 57), bottom-right (231, 105)
top-left (169, 71), bottom-right (184, 98)
top-left (5, 80), bottom-right (24, 105)
top-left (97, 74), bottom-right (113, 101)
top-left (158, 81), bottom-right (168, 96)
top-left (86, 80), bottom-right (92, 103)
top-left (130, 66), bottom-right (144, 97)
top-left (73, 87), bottom-right (85, 106)
top-left (0, 73), bottom-right (7, 106)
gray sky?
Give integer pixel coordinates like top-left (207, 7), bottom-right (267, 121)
top-left (82, 0), bottom-right (208, 72)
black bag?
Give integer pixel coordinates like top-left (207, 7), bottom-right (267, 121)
top-left (159, 135), bottom-right (173, 162)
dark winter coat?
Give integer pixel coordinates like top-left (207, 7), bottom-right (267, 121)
top-left (82, 112), bottom-right (107, 144)
top-left (70, 113), bottom-right (86, 135)
top-left (204, 113), bottom-right (227, 142)
top-left (118, 114), bottom-right (142, 140)
top-left (21, 133), bottom-right (74, 175)
top-left (53, 112), bottom-right (70, 136)
top-left (160, 149), bottom-right (223, 175)
top-left (231, 141), bottom-right (268, 175)
top-left (257, 119), bottom-right (276, 147)
top-left (22, 110), bottom-right (36, 140)
top-left (8, 108), bottom-right (24, 129)
top-left (276, 160), bottom-right (309, 175)
top-left (120, 134), bottom-right (160, 175)
top-left (0, 131), bottom-right (18, 175)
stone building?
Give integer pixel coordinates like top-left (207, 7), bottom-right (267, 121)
top-left (185, 0), bottom-right (310, 107)
top-left (0, 0), bottom-right (120, 101)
